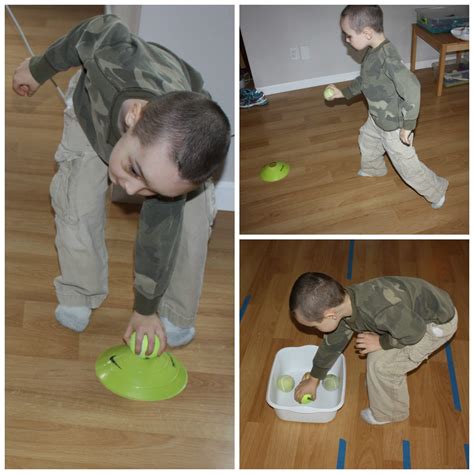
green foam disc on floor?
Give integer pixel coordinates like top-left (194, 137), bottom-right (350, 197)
top-left (260, 161), bottom-right (290, 182)
top-left (96, 344), bottom-right (187, 401)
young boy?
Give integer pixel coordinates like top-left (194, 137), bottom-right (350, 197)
top-left (12, 14), bottom-right (231, 356)
top-left (289, 272), bottom-right (458, 424)
top-left (326, 5), bottom-right (448, 209)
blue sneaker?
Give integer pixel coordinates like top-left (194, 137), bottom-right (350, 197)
top-left (240, 88), bottom-right (265, 101)
top-left (240, 88), bottom-right (268, 108)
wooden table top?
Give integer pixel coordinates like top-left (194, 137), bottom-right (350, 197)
top-left (413, 23), bottom-right (469, 49)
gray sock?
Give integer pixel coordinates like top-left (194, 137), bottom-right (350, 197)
top-left (55, 305), bottom-right (91, 332)
top-left (160, 315), bottom-right (195, 347)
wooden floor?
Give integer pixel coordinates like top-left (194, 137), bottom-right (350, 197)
top-left (6, 6), bottom-right (234, 468)
top-left (240, 240), bottom-right (468, 469)
top-left (240, 70), bottom-right (469, 234)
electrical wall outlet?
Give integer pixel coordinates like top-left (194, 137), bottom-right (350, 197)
top-left (300, 45), bottom-right (310, 60)
top-left (290, 47), bottom-right (300, 60)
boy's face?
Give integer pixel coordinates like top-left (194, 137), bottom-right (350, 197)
top-left (293, 309), bottom-right (340, 333)
top-left (109, 133), bottom-right (197, 198)
top-left (340, 16), bottom-right (370, 51)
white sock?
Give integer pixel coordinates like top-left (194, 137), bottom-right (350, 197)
top-left (431, 194), bottom-right (445, 209)
top-left (357, 169), bottom-right (372, 177)
top-left (160, 315), bottom-right (195, 347)
top-left (55, 305), bottom-right (91, 332)
top-left (360, 408), bottom-right (391, 425)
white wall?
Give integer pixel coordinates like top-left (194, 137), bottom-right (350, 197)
top-left (106, 5), bottom-right (141, 33)
top-left (139, 5), bottom-right (235, 210)
top-left (109, 5), bottom-right (235, 210)
top-left (241, 5), bottom-right (456, 95)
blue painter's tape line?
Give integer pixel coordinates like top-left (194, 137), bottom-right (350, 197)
top-left (346, 240), bottom-right (355, 280)
top-left (445, 341), bottom-right (462, 411)
top-left (240, 294), bottom-right (251, 321)
top-left (464, 443), bottom-right (469, 468)
top-left (402, 440), bottom-right (411, 469)
top-left (336, 438), bottom-right (346, 469)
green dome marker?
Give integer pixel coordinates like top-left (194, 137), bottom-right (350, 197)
top-left (260, 161), bottom-right (290, 182)
top-left (96, 339), bottom-right (187, 401)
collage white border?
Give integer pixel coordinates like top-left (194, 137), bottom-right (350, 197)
top-left (2, 0), bottom-right (472, 472)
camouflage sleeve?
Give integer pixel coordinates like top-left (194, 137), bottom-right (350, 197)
top-left (310, 321), bottom-right (354, 379)
top-left (133, 195), bottom-right (186, 315)
top-left (341, 76), bottom-right (362, 100)
top-left (28, 15), bottom-right (123, 85)
top-left (376, 303), bottom-right (426, 349)
top-left (384, 58), bottom-right (420, 131)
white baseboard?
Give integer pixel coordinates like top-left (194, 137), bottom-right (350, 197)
top-left (259, 56), bottom-right (458, 96)
top-left (215, 180), bottom-right (234, 211)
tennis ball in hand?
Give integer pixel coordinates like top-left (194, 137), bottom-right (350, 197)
top-left (277, 375), bottom-right (295, 392)
top-left (323, 87), bottom-right (335, 100)
top-left (128, 332), bottom-right (160, 358)
top-left (322, 374), bottom-right (341, 391)
top-left (300, 393), bottom-right (313, 404)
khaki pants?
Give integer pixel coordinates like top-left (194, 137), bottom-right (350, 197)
top-left (358, 115), bottom-right (449, 204)
top-left (50, 75), bottom-right (216, 327)
top-left (366, 310), bottom-right (458, 422)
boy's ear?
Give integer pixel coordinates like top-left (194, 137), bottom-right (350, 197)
top-left (362, 26), bottom-right (373, 39)
top-left (125, 102), bottom-right (145, 129)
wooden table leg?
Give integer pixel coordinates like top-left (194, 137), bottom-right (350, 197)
top-left (437, 44), bottom-right (447, 96)
top-left (410, 24), bottom-right (417, 71)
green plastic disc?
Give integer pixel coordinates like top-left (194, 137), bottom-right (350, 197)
top-left (96, 344), bottom-right (187, 401)
top-left (260, 161), bottom-right (290, 182)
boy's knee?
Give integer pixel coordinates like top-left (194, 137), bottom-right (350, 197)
top-left (368, 352), bottom-right (404, 379)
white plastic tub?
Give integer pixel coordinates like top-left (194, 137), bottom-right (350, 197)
top-left (266, 345), bottom-right (346, 423)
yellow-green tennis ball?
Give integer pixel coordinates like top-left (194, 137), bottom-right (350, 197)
top-left (322, 374), bottom-right (341, 391)
top-left (300, 393), bottom-right (313, 404)
top-left (128, 333), bottom-right (160, 358)
top-left (277, 375), bottom-right (295, 392)
top-left (323, 87), bottom-right (335, 100)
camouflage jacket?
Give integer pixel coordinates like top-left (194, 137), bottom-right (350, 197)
top-left (341, 40), bottom-right (420, 131)
top-left (310, 276), bottom-right (455, 379)
top-left (29, 15), bottom-right (208, 315)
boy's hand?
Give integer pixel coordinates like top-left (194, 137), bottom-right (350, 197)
top-left (355, 332), bottom-right (382, 354)
top-left (325, 84), bottom-right (344, 101)
top-left (294, 375), bottom-right (319, 402)
top-left (399, 128), bottom-right (413, 146)
top-left (123, 311), bottom-right (167, 356)
top-left (12, 58), bottom-right (40, 97)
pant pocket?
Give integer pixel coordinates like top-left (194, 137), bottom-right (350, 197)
top-left (205, 179), bottom-right (218, 230)
top-left (50, 149), bottom-right (108, 223)
top-left (50, 158), bottom-right (76, 223)
top-left (404, 344), bottom-right (431, 366)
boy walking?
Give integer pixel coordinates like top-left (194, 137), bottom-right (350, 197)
top-left (289, 273), bottom-right (457, 424)
top-left (12, 14), bottom-right (231, 355)
top-left (326, 5), bottom-right (448, 208)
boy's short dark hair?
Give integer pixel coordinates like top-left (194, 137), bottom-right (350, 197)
top-left (133, 91), bottom-right (231, 184)
top-left (289, 272), bottom-right (347, 322)
top-left (341, 5), bottom-right (384, 33)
